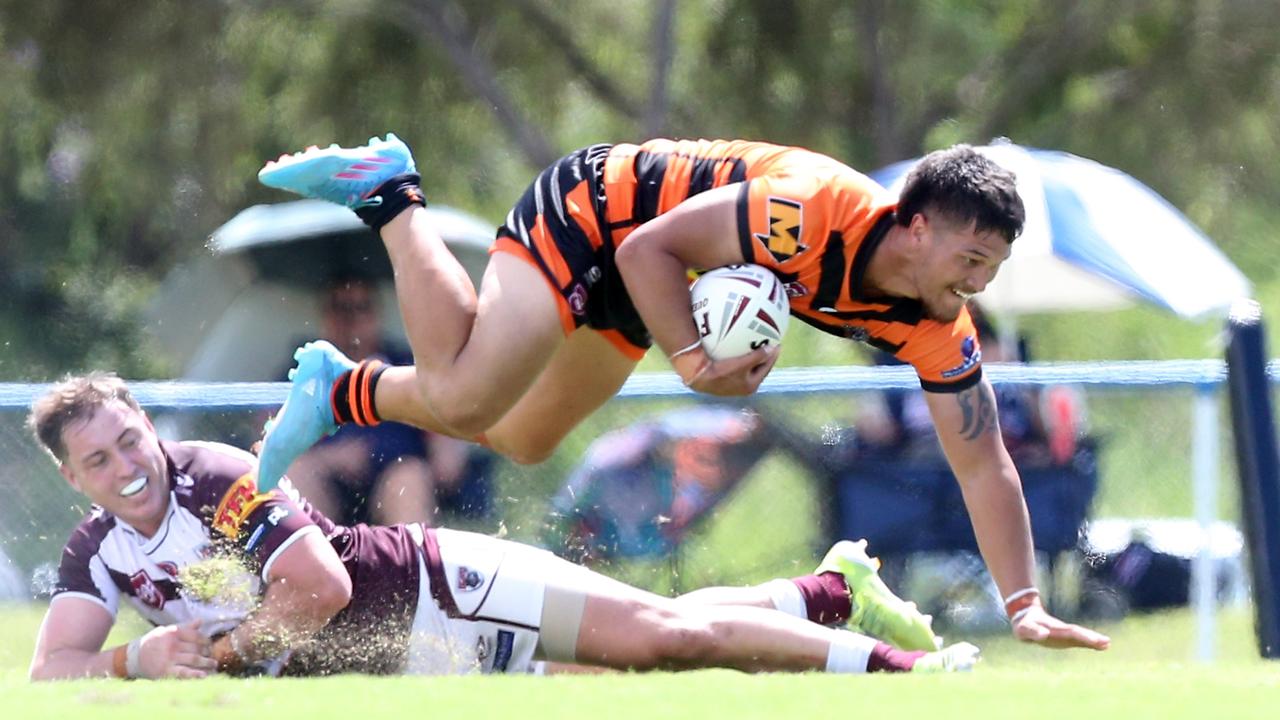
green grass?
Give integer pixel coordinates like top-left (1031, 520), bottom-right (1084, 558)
top-left (3, 602), bottom-right (1278, 719)
top-left (3, 295), bottom-right (1275, 717)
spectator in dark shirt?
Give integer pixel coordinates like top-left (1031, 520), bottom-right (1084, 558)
top-left (855, 304), bottom-right (1080, 468)
top-left (284, 274), bottom-right (491, 526)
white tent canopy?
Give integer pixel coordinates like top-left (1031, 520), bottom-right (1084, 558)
top-left (870, 140), bottom-right (1252, 319)
top-left (147, 200), bottom-right (494, 380)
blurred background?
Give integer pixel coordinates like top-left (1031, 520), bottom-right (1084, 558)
top-left (1, 0), bottom-right (1278, 656)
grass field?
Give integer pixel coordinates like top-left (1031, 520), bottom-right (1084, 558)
top-left (3, 316), bottom-right (1275, 717)
top-left (3, 602), bottom-right (1277, 719)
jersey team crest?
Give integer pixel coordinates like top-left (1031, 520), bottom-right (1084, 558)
top-left (754, 196), bottom-right (806, 261)
top-left (129, 570), bottom-right (166, 610)
top-left (212, 473), bottom-right (272, 540)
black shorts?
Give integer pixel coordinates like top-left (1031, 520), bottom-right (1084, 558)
top-left (493, 144), bottom-right (652, 359)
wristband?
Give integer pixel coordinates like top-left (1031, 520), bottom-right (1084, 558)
top-left (669, 339), bottom-right (703, 360)
top-left (669, 342), bottom-right (710, 388)
top-left (1010, 606), bottom-right (1036, 625)
top-left (1003, 587), bottom-right (1041, 621)
top-left (125, 638), bottom-right (142, 679)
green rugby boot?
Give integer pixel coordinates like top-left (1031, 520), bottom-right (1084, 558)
top-left (816, 539), bottom-right (939, 651)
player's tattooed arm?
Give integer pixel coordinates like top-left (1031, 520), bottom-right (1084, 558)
top-left (953, 381), bottom-right (999, 441)
top-left (923, 376), bottom-right (1008, 471)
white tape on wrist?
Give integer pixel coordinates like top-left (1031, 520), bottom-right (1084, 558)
top-left (669, 339), bottom-right (703, 360)
top-left (1002, 587), bottom-right (1040, 607)
top-left (125, 638), bottom-right (142, 679)
top-left (1003, 586), bottom-right (1041, 622)
top-left (1010, 606), bottom-right (1036, 625)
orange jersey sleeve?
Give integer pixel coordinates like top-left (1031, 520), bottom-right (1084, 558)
top-left (895, 306), bottom-right (984, 392)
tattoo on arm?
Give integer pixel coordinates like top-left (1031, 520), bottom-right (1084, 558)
top-left (955, 384), bottom-right (997, 441)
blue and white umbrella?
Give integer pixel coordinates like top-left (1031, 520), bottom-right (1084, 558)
top-left (869, 140), bottom-right (1251, 319)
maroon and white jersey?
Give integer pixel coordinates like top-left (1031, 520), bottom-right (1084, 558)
top-left (53, 439), bottom-right (438, 675)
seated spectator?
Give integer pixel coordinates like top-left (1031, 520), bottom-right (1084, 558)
top-left (547, 405), bottom-right (815, 562)
top-left (284, 274), bottom-right (491, 526)
top-left (854, 304), bottom-right (1082, 468)
top-left (826, 303), bottom-right (1098, 608)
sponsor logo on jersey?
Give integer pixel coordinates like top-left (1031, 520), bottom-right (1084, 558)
top-left (456, 566), bottom-right (485, 592)
top-left (213, 474), bottom-right (271, 540)
top-left (278, 477), bottom-right (303, 505)
top-left (266, 506), bottom-right (289, 526)
top-left (130, 570), bottom-right (166, 610)
top-left (754, 197), bottom-right (806, 261)
top-left (568, 283), bottom-right (588, 316)
top-left (491, 629), bottom-right (515, 672)
top-left (941, 334), bottom-right (982, 379)
top-left (244, 523), bottom-right (268, 553)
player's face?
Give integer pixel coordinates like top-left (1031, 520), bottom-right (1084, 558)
top-left (59, 400), bottom-right (169, 536)
top-left (914, 216), bottom-right (1011, 322)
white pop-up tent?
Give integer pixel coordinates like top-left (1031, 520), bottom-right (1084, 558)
top-left (869, 139), bottom-right (1251, 321)
top-left (147, 199), bottom-right (494, 381)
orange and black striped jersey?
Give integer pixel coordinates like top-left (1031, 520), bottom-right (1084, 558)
top-left (603, 139), bottom-right (982, 392)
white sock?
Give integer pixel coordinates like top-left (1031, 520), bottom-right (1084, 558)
top-left (761, 579), bottom-right (808, 619)
top-left (825, 633), bottom-right (878, 674)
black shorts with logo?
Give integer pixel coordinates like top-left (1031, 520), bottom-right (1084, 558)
top-left (493, 144), bottom-right (652, 357)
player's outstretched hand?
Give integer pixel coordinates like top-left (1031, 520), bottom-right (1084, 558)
top-left (1012, 604), bottom-right (1111, 650)
top-left (137, 620), bottom-right (218, 679)
top-left (683, 345), bottom-right (779, 396)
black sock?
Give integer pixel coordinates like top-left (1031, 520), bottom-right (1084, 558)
top-left (354, 172), bottom-right (427, 232)
top-left (329, 360), bottom-right (388, 426)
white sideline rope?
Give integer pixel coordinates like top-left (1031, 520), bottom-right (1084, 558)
top-left (0, 360), bottom-right (1276, 410)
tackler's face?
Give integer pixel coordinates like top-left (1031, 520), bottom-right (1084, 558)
top-left (912, 214), bottom-right (1010, 322)
top-left (59, 400), bottom-right (170, 536)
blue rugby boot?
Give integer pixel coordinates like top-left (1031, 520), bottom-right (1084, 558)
top-left (816, 539), bottom-right (939, 652)
top-left (256, 341), bottom-right (354, 491)
top-left (258, 133), bottom-right (424, 230)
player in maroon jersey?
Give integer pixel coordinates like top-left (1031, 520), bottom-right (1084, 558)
top-left (27, 372), bottom-right (982, 681)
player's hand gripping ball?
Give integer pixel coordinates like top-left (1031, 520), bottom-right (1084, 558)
top-left (689, 264), bottom-right (790, 360)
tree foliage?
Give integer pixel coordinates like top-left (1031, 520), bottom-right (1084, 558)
top-left (1, 0), bottom-right (1277, 377)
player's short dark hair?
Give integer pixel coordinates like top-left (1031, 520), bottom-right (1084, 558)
top-left (895, 144), bottom-right (1025, 243)
top-left (28, 371), bottom-right (141, 463)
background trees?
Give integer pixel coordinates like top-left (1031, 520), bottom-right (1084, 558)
top-left (2, 0), bottom-right (1277, 376)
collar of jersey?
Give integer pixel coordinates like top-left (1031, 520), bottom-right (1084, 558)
top-left (847, 210), bottom-right (896, 303)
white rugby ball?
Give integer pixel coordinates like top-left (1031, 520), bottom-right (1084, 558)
top-left (689, 264), bottom-right (790, 360)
